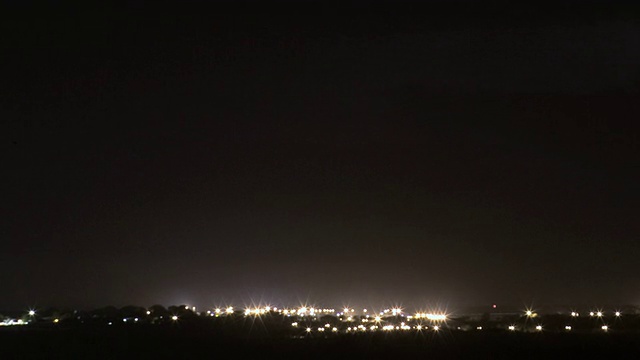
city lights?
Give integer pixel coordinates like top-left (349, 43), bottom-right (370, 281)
top-left (9, 301), bottom-right (634, 337)
top-left (414, 313), bottom-right (447, 321)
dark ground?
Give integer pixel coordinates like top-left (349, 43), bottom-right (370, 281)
top-left (3, 324), bottom-right (640, 359)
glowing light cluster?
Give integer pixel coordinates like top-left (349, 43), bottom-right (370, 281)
top-left (0, 319), bottom-right (28, 326)
top-left (414, 313), bottom-right (447, 321)
top-left (245, 308), bottom-right (267, 315)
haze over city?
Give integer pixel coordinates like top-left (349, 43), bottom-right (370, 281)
top-left (2, 0), bottom-right (638, 313)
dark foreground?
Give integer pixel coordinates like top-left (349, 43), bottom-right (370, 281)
top-left (3, 325), bottom-right (640, 359)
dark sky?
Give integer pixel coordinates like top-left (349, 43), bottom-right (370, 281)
top-left (2, 1), bottom-right (639, 311)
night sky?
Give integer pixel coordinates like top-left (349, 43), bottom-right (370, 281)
top-left (2, 1), bottom-right (639, 311)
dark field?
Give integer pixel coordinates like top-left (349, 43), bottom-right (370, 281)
top-left (3, 324), bottom-right (640, 359)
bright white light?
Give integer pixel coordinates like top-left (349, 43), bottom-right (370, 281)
top-left (590, 312), bottom-right (595, 317)
top-left (306, 327), bottom-right (312, 332)
top-left (123, 318), bottom-right (127, 322)
top-left (508, 326), bottom-right (515, 331)
top-left (325, 323), bottom-right (330, 328)
top-left (571, 312), bottom-right (577, 317)
top-left (318, 327), bottom-right (325, 332)
top-left (146, 310), bottom-right (151, 315)
top-left (134, 318), bottom-right (138, 322)
top-left (28, 310), bottom-right (35, 316)
top-left (597, 312), bottom-right (603, 317)
top-left (536, 325), bottom-right (542, 331)
top-left (565, 326), bottom-right (572, 331)
top-left (226, 307), bottom-right (233, 314)
top-left (602, 325), bottom-right (608, 331)
top-left (171, 315), bottom-right (178, 321)
top-left (374, 316), bottom-right (381, 322)
top-left (615, 311), bottom-right (621, 317)
top-left (525, 310), bottom-right (533, 317)
top-left (363, 309), bottom-right (367, 313)
top-left (332, 327), bottom-right (338, 332)
top-left (53, 319), bottom-right (59, 323)
top-left (416, 325), bottom-right (423, 330)
top-left (426, 314), bottom-right (447, 321)
top-left (433, 326), bottom-right (440, 331)
top-left (477, 326), bottom-right (482, 330)
top-left (291, 322), bottom-right (298, 327)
